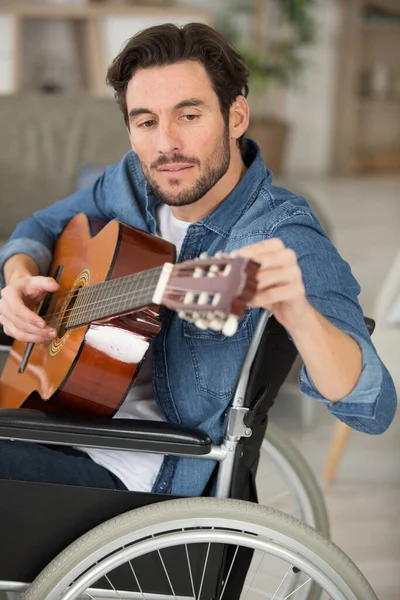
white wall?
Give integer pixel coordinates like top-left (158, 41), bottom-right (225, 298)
top-left (0, 14), bottom-right (14, 94)
top-left (101, 11), bottom-right (209, 68)
top-left (0, 0), bottom-right (341, 175)
top-left (181, 0), bottom-right (342, 176)
top-left (283, 1), bottom-right (341, 176)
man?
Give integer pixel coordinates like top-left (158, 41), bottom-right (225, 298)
top-left (0, 23), bottom-right (396, 496)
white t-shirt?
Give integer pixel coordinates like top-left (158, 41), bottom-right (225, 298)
top-left (77, 204), bottom-right (191, 491)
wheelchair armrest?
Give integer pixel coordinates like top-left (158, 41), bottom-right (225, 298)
top-left (0, 409), bottom-right (213, 456)
top-left (0, 326), bottom-right (13, 351)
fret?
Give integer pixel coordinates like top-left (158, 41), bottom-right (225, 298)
top-left (71, 286), bottom-right (90, 328)
top-left (117, 271), bottom-right (131, 315)
top-left (67, 266), bottom-right (163, 329)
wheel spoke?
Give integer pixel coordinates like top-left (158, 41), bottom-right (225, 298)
top-left (127, 559), bottom-right (147, 600)
top-left (217, 542), bottom-right (240, 600)
top-left (197, 541), bottom-right (211, 600)
top-left (270, 565), bottom-right (293, 600)
top-left (156, 547), bottom-right (177, 598)
top-left (281, 577), bottom-right (312, 600)
top-left (104, 574), bottom-right (123, 600)
top-left (242, 550), bottom-right (266, 600)
top-left (184, 541), bottom-right (197, 599)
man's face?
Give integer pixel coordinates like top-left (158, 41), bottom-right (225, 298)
top-left (126, 61), bottom-right (232, 207)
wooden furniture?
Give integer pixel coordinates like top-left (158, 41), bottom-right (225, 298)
top-left (332, 0), bottom-right (400, 174)
top-left (322, 421), bottom-right (352, 484)
top-left (0, 1), bottom-right (209, 96)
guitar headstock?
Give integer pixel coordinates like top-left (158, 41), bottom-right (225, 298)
top-left (159, 252), bottom-right (259, 336)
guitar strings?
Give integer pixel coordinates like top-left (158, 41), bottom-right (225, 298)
top-left (42, 277), bottom-right (216, 330)
top-left (37, 264), bottom-right (230, 330)
top-left (40, 268), bottom-right (163, 322)
top-left (42, 266), bottom-right (164, 302)
top-left (42, 284), bottom-right (159, 327)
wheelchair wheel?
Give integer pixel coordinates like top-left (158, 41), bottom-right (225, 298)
top-left (260, 423), bottom-right (330, 536)
top-left (24, 497), bottom-right (377, 600)
top-left (259, 425), bottom-right (331, 600)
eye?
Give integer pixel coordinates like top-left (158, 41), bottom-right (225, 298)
top-left (138, 120), bottom-right (156, 129)
top-left (181, 114), bottom-right (199, 122)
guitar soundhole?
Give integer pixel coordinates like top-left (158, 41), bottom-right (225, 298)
top-left (58, 287), bottom-right (81, 337)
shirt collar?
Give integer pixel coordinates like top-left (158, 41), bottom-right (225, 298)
top-left (140, 138), bottom-right (272, 236)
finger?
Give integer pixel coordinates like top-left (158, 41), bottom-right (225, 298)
top-left (256, 265), bottom-right (302, 290)
top-left (237, 238), bottom-right (285, 258)
top-left (6, 310), bottom-right (57, 338)
top-left (1, 288), bottom-right (46, 329)
top-left (0, 315), bottom-right (53, 344)
top-left (249, 283), bottom-right (305, 308)
top-left (23, 277), bottom-right (60, 299)
top-left (0, 288), bottom-right (53, 333)
top-left (252, 248), bottom-right (298, 271)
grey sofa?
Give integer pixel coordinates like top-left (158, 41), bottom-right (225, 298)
top-left (0, 94), bottom-right (130, 248)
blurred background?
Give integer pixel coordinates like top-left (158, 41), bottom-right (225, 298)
top-left (0, 0), bottom-right (399, 597)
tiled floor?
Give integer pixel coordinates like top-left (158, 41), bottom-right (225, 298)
top-left (270, 174), bottom-right (400, 599)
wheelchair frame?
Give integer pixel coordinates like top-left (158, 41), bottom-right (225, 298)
top-left (0, 311), bottom-right (377, 599)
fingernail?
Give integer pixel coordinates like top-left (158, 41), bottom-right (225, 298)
top-left (47, 330), bottom-right (57, 337)
top-left (37, 321), bottom-right (45, 328)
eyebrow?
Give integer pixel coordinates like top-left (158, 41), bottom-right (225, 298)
top-left (128, 98), bottom-right (207, 120)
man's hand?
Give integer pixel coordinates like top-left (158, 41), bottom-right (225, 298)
top-left (237, 238), bottom-right (312, 331)
top-left (0, 276), bottom-right (59, 343)
top-left (238, 238), bottom-right (363, 401)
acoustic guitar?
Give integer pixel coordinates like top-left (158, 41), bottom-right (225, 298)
top-left (0, 213), bottom-right (258, 417)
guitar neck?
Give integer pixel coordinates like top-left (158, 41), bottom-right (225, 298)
top-left (66, 266), bottom-right (164, 329)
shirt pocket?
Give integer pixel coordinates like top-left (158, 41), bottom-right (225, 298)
top-left (182, 310), bottom-right (254, 399)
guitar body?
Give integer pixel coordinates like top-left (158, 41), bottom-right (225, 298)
top-left (0, 214), bottom-right (175, 417)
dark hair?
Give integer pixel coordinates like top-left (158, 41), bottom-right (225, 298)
top-left (106, 22), bottom-right (250, 148)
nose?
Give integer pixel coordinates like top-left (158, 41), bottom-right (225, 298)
top-left (156, 121), bottom-right (182, 155)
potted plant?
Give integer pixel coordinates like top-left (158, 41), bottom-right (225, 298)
top-left (217, 0), bottom-right (316, 174)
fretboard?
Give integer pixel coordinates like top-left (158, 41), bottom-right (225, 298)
top-left (66, 266), bottom-right (163, 329)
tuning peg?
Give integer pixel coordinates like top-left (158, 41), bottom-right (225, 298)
top-left (194, 318), bottom-right (209, 330)
top-left (208, 316), bottom-right (225, 331)
top-left (211, 293), bottom-right (221, 307)
top-left (215, 251), bottom-right (223, 258)
top-left (222, 315), bottom-right (239, 336)
top-left (179, 310), bottom-right (196, 324)
top-left (198, 292), bottom-right (210, 305)
top-left (183, 292), bottom-right (195, 305)
top-left (208, 264), bottom-right (219, 276)
top-left (223, 264), bottom-right (232, 277)
top-left (199, 252), bottom-right (208, 259)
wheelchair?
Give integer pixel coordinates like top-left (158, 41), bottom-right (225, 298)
top-left (0, 310), bottom-right (378, 600)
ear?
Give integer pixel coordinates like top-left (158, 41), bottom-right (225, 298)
top-left (229, 96), bottom-right (249, 141)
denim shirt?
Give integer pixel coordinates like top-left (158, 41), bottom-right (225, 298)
top-left (0, 140), bottom-right (396, 496)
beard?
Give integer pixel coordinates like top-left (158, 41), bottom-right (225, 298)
top-left (142, 125), bottom-right (231, 207)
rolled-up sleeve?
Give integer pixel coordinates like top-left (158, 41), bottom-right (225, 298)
top-left (0, 238), bottom-right (53, 289)
top-left (299, 332), bottom-right (396, 434)
top-left (274, 209), bottom-right (397, 435)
